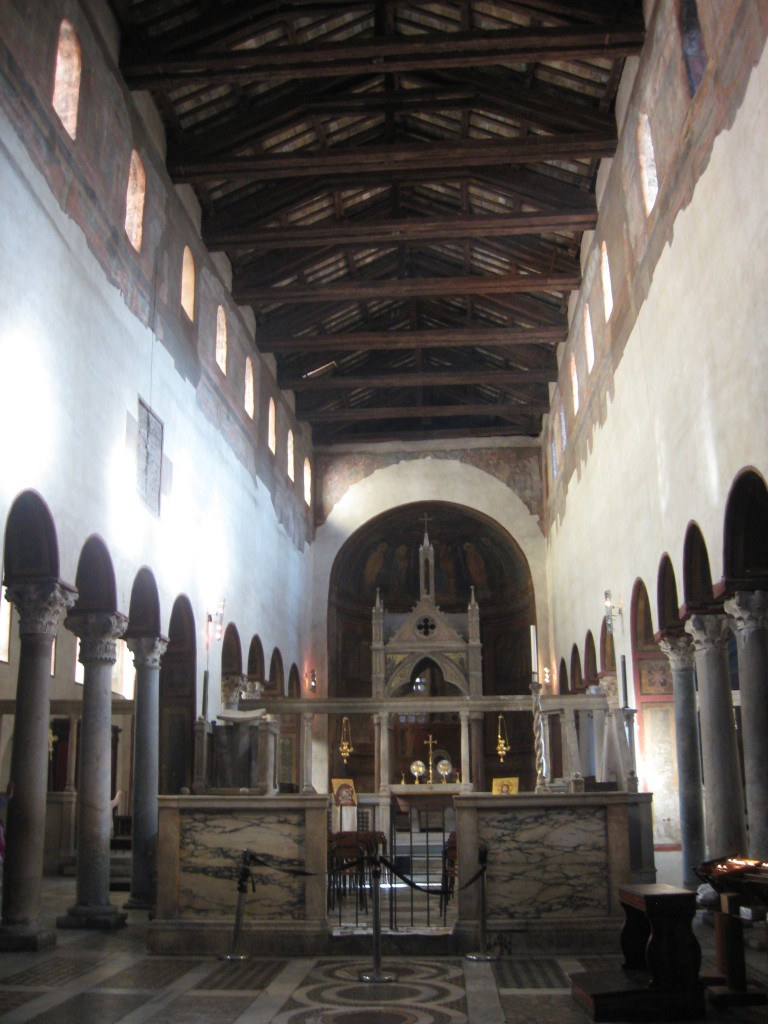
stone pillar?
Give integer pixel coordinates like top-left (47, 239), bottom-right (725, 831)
top-left (459, 710), bottom-right (470, 786)
top-left (685, 614), bottom-right (747, 857)
top-left (301, 712), bottom-right (315, 793)
top-left (658, 634), bottom-right (706, 887)
top-left (376, 712), bottom-right (391, 793)
top-left (725, 592), bottom-right (768, 858)
top-left (192, 717), bottom-right (211, 794)
top-left (469, 713), bottom-right (483, 791)
top-left (125, 635), bottom-right (167, 909)
top-left (0, 580), bottom-right (76, 950)
top-left (256, 716), bottom-right (279, 795)
top-left (559, 706), bottom-right (582, 779)
top-left (58, 611), bottom-right (128, 930)
top-left (65, 713), bottom-right (78, 791)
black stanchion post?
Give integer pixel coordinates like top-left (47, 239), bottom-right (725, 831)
top-left (221, 850), bottom-right (254, 961)
top-left (465, 844), bottom-right (497, 962)
top-left (359, 847), bottom-right (395, 983)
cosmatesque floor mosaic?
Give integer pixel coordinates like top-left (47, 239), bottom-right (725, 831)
top-left (0, 878), bottom-right (766, 1024)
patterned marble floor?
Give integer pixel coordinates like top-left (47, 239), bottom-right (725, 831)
top-left (0, 878), bottom-right (766, 1024)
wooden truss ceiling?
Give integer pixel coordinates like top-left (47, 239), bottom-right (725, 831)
top-left (110, 0), bottom-right (645, 446)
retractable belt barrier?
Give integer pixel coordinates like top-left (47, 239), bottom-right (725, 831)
top-left (221, 843), bottom-right (491, 969)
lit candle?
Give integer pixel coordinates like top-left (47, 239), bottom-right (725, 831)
top-left (530, 624), bottom-right (538, 679)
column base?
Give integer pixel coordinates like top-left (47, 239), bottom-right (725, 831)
top-left (56, 904), bottom-right (128, 930)
top-left (123, 895), bottom-right (154, 911)
top-left (0, 924), bottom-right (57, 951)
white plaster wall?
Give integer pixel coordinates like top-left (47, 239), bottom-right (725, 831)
top-left (547, 46), bottom-right (768, 688)
top-left (0, 106), bottom-right (313, 736)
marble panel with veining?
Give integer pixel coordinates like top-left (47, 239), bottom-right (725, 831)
top-left (178, 810), bottom-right (306, 920)
top-left (479, 806), bottom-right (609, 919)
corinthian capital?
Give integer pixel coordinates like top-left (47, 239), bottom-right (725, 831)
top-left (126, 635), bottom-right (168, 669)
top-left (725, 591), bottom-right (768, 635)
top-left (685, 613), bottom-right (729, 652)
top-left (5, 579), bottom-right (77, 639)
top-left (657, 633), bottom-right (695, 671)
top-left (66, 611), bottom-right (128, 665)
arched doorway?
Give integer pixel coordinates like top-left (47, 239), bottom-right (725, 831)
top-left (159, 596), bottom-right (196, 793)
top-left (327, 501), bottom-right (535, 791)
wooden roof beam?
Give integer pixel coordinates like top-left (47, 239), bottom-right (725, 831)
top-left (236, 269), bottom-right (580, 303)
top-left (258, 325), bottom-right (564, 352)
top-left (170, 132), bottom-right (616, 182)
top-left (282, 368), bottom-right (554, 389)
top-left (204, 207), bottom-right (596, 250)
top-left (122, 24), bottom-right (644, 87)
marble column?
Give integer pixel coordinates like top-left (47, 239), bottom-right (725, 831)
top-left (58, 611), bottom-right (128, 930)
top-left (459, 711), bottom-right (470, 786)
top-left (301, 712), bottom-right (315, 793)
top-left (256, 716), bottom-right (280, 795)
top-left (470, 712), bottom-right (483, 790)
top-left (685, 614), bottom-right (747, 857)
top-left (376, 712), bottom-right (391, 793)
top-left (725, 592), bottom-right (768, 858)
top-left (65, 714), bottom-right (78, 791)
top-left (559, 706), bottom-right (582, 779)
top-left (0, 580), bottom-right (76, 950)
top-left (658, 634), bottom-right (706, 887)
top-left (125, 635), bottom-right (166, 908)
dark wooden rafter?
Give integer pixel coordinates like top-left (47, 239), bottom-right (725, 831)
top-left (109, 0), bottom-right (644, 444)
top-left (121, 24), bottom-right (644, 87)
top-left (204, 207), bottom-right (596, 250)
top-left (170, 133), bottom-right (617, 182)
top-left (236, 270), bottom-right (580, 304)
top-left (258, 325), bottom-right (564, 353)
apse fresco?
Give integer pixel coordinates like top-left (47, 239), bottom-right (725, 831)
top-left (337, 502), bottom-right (532, 613)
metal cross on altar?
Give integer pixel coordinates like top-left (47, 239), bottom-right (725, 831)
top-left (424, 732), bottom-right (437, 783)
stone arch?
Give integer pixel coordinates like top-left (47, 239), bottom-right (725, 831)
top-left (247, 634), bottom-right (265, 684)
top-left (584, 631), bottom-right (598, 686)
top-left (559, 657), bottom-right (569, 693)
top-left (287, 664), bottom-right (301, 698)
top-left (682, 521), bottom-right (714, 612)
top-left (570, 644), bottom-right (583, 691)
top-left (72, 535), bottom-right (118, 614)
top-left (269, 647), bottom-right (284, 695)
top-left (386, 652), bottom-right (468, 698)
top-left (3, 489), bottom-right (60, 582)
top-left (656, 554), bottom-right (681, 634)
top-left (722, 468), bottom-right (768, 590)
top-left (599, 617), bottom-right (616, 674)
top-left (126, 567), bottom-right (162, 638)
top-left (159, 595), bottom-right (196, 793)
top-left (221, 622), bottom-right (242, 675)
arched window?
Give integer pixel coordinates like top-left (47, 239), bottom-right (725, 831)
top-left (600, 241), bottom-right (613, 321)
top-left (551, 438), bottom-right (558, 480)
top-left (287, 429), bottom-right (295, 481)
top-left (181, 246), bottom-right (195, 320)
top-left (124, 149), bottom-right (146, 252)
top-left (267, 397), bottom-right (276, 454)
top-left (244, 357), bottom-right (254, 419)
top-left (52, 19), bottom-right (82, 140)
top-left (583, 303), bottom-right (595, 372)
top-left (569, 354), bottom-right (579, 415)
top-left (215, 306), bottom-right (227, 373)
top-left (560, 407), bottom-right (567, 451)
top-left (680, 0), bottom-right (707, 96)
top-left (638, 113), bottom-right (659, 215)
top-left (303, 457), bottom-right (312, 505)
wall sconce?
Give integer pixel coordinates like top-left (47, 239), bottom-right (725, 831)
top-left (604, 590), bottom-right (622, 635)
top-left (208, 599), bottom-right (225, 644)
top-left (338, 715), bottom-right (354, 764)
top-left (307, 668), bottom-right (317, 692)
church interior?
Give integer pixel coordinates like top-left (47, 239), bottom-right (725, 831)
top-left (1, 0), bottom-right (767, 1018)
